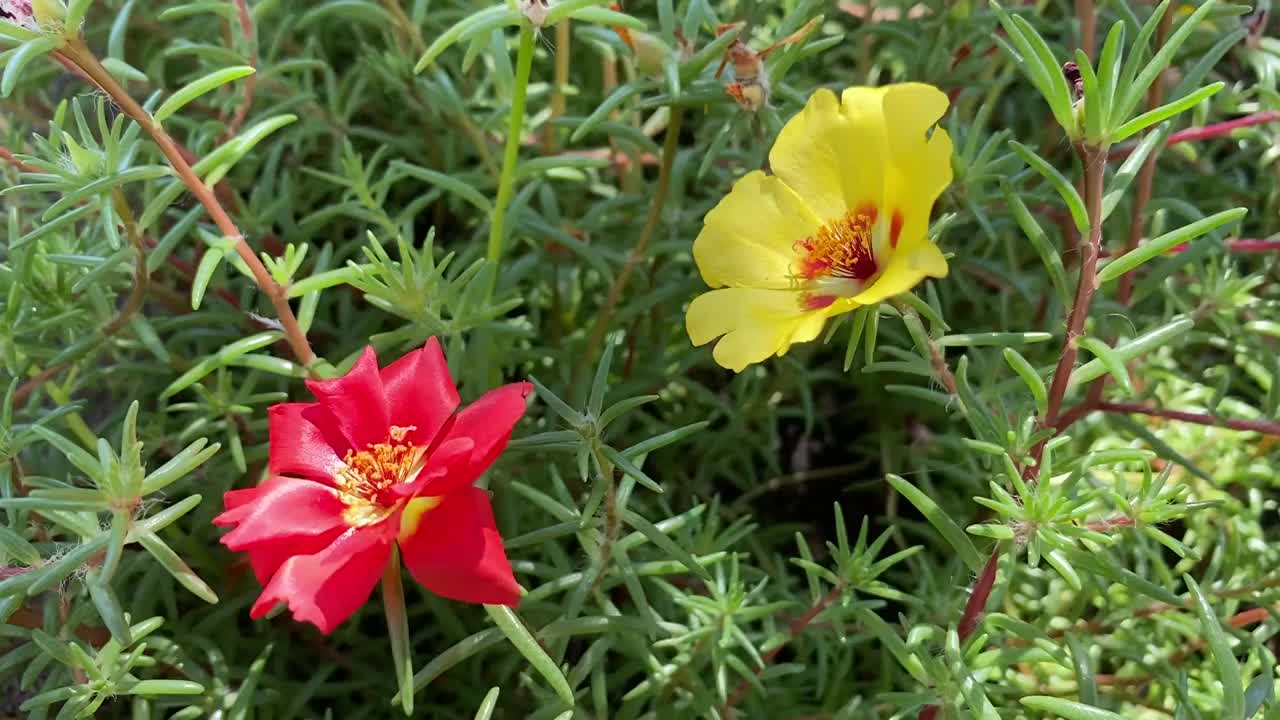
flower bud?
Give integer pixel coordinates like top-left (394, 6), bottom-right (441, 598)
top-left (624, 29), bottom-right (674, 77)
top-left (61, 132), bottom-right (101, 176)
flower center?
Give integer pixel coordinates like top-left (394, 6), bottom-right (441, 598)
top-left (335, 425), bottom-right (424, 525)
top-left (791, 209), bottom-right (883, 309)
top-left (794, 209), bottom-right (879, 284)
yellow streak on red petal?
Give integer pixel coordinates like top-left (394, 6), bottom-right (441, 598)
top-left (397, 496), bottom-right (444, 542)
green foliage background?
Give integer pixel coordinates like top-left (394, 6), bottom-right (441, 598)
top-left (2, 0), bottom-right (1280, 718)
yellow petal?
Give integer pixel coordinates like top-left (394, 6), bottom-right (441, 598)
top-left (693, 171), bottom-right (821, 289)
top-left (768, 88), bottom-right (887, 222)
top-left (880, 83), bottom-right (954, 254)
top-left (852, 242), bottom-right (948, 306)
top-left (686, 288), bottom-right (838, 372)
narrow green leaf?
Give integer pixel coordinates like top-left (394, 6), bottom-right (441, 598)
top-left (1245, 672), bottom-right (1273, 719)
top-left (1071, 318), bottom-right (1193, 387)
top-left (937, 332), bottom-right (1052, 347)
top-left (597, 395), bottom-right (659, 430)
top-left (483, 605), bottom-right (575, 706)
top-left (390, 160), bottom-right (492, 213)
top-left (1096, 21), bottom-right (1125, 128)
top-left (161, 332), bottom-right (282, 399)
top-left (1020, 697), bottom-right (1127, 720)
top-left (1075, 50), bottom-right (1103, 142)
top-left (154, 66), bottom-right (255, 123)
top-left (855, 607), bottom-right (929, 684)
top-left (1101, 123), bottom-right (1172, 221)
top-left (141, 439), bottom-right (219, 495)
top-left (1112, 83), bottom-right (1224, 143)
top-left (474, 688), bottom-right (501, 720)
top-left (191, 246), bottom-right (225, 310)
top-left (527, 376), bottom-right (583, 426)
top-left (27, 537), bottom-right (109, 595)
top-left (1009, 141), bottom-right (1088, 232)
top-left (122, 680), bottom-right (206, 696)
top-left (601, 445), bottom-right (662, 494)
top-left (0, 526), bottom-right (40, 566)
top-left (2, 37), bottom-right (60, 98)
top-left (414, 6), bottom-right (517, 72)
top-left (620, 421), bottom-right (707, 459)
top-left (31, 426), bottom-right (104, 485)
top-left (620, 509), bottom-right (708, 579)
top-left (1045, 549), bottom-right (1082, 592)
top-left (135, 530), bottom-right (219, 603)
top-left (886, 474), bottom-right (984, 573)
top-left (571, 6), bottom-right (646, 29)
top-left (1004, 184), bottom-right (1071, 308)
top-left (1076, 337), bottom-right (1133, 395)
top-left (571, 84), bottom-right (644, 142)
top-left (1097, 208), bottom-right (1246, 284)
top-left (1002, 348), bottom-right (1048, 417)
top-left (1187, 575), bottom-right (1245, 720)
top-left (588, 335), bottom-right (618, 420)
top-left (88, 573), bottom-right (133, 646)
top-left (1116, 0), bottom-right (1219, 123)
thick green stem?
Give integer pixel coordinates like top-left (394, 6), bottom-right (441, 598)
top-left (486, 26), bottom-right (537, 300)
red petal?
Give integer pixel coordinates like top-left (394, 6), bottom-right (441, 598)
top-left (250, 524), bottom-right (394, 634)
top-left (379, 338), bottom-right (461, 445)
top-left (214, 476), bottom-right (350, 584)
top-left (419, 382), bottom-right (532, 497)
top-left (399, 487), bottom-right (520, 606)
top-left (305, 346), bottom-right (389, 450)
top-left (267, 403), bottom-right (348, 482)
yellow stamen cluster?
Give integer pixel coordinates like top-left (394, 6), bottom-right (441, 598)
top-left (335, 425), bottom-right (422, 525)
top-left (795, 210), bottom-right (877, 281)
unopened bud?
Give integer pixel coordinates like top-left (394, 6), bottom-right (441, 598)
top-left (61, 132), bottom-right (101, 175)
top-left (627, 30), bottom-right (674, 77)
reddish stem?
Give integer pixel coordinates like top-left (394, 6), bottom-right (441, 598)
top-left (1171, 238), bottom-right (1280, 253)
top-left (1042, 146), bottom-right (1107, 431)
top-left (1096, 401), bottom-right (1280, 435)
top-left (221, 0), bottom-right (258, 142)
top-left (0, 145), bottom-right (40, 173)
top-left (722, 582), bottom-right (847, 714)
top-left (1109, 111), bottom-right (1280, 161)
top-left (918, 550), bottom-right (1001, 720)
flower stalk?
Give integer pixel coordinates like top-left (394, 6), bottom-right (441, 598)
top-left (485, 24), bottom-right (538, 301)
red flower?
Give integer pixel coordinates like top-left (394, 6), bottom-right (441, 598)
top-left (213, 339), bottom-right (531, 634)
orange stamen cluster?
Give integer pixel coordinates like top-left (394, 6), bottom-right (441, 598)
top-left (335, 425), bottom-right (422, 524)
top-left (794, 210), bottom-right (878, 281)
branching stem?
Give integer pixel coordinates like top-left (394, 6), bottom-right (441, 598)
top-left (56, 41), bottom-right (317, 372)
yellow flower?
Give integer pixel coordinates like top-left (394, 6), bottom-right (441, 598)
top-left (685, 84), bottom-right (954, 372)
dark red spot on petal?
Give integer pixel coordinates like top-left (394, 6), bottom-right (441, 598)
top-left (890, 211), bottom-right (904, 248)
top-left (803, 294), bottom-right (837, 310)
